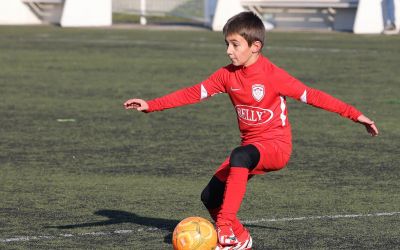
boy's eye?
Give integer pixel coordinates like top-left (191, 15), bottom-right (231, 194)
top-left (225, 42), bottom-right (239, 49)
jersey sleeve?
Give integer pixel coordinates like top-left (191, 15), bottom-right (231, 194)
top-left (269, 64), bottom-right (362, 122)
top-left (146, 67), bottom-right (228, 112)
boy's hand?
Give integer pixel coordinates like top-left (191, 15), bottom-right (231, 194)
top-left (124, 98), bottom-right (149, 112)
top-left (357, 114), bottom-right (378, 136)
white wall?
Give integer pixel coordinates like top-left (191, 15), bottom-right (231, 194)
top-left (395, 0), bottom-right (400, 28)
top-left (212, 0), bottom-right (244, 31)
top-left (60, 0), bottom-right (112, 27)
top-left (0, 0), bottom-right (112, 27)
top-left (0, 0), bottom-right (42, 25)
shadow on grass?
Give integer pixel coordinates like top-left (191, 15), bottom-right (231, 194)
top-left (50, 209), bottom-right (178, 231)
top-left (48, 209), bottom-right (180, 244)
top-left (48, 209), bottom-right (283, 244)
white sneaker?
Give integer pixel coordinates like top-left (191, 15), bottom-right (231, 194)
top-left (215, 228), bottom-right (252, 250)
top-left (234, 228), bottom-right (252, 250)
top-left (216, 224), bottom-right (238, 246)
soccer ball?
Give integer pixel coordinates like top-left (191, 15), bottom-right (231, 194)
top-left (172, 216), bottom-right (217, 250)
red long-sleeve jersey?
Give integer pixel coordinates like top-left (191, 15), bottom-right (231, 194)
top-left (146, 55), bottom-right (361, 146)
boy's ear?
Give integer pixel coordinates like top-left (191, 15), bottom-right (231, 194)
top-left (251, 41), bottom-right (262, 53)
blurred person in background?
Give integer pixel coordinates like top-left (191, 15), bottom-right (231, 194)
top-left (384, 0), bottom-right (399, 34)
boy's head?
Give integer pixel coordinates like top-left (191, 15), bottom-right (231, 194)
top-left (223, 11), bottom-right (265, 49)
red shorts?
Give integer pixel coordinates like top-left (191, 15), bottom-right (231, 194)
top-left (214, 140), bottom-right (291, 181)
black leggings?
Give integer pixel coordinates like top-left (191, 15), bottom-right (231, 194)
top-left (201, 144), bottom-right (260, 209)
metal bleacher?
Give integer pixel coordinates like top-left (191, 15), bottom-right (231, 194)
top-left (240, 0), bottom-right (359, 31)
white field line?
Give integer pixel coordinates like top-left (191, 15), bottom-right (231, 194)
top-left (0, 228), bottom-right (158, 243)
top-left (242, 211), bottom-right (400, 224)
top-left (1, 211), bottom-right (399, 243)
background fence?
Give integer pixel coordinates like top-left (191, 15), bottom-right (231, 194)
top-left (112, 0), bottom-right (206, 23)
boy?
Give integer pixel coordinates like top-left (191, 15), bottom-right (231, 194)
top-left (124, 12), bottom-right (378, 250)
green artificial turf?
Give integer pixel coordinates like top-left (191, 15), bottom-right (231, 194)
top-left (0, 26), bottom-right (399, 249)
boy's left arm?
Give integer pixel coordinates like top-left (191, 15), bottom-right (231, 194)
top-left (272, 66), bottom-right (378, 136)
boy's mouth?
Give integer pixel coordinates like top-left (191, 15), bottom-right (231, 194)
top-left (230, 58), bottom-right (241, 66)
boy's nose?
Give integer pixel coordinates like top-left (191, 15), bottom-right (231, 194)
top-left (226, 45), bottom-right (232, 55)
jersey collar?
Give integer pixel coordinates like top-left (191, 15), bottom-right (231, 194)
top-left (240, 54), bottom-right (264, 76)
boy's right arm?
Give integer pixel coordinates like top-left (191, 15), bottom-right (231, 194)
top-left (123, 84), bottom-right (209, 113)
top-left (123, 84), bottom-right (213, 113)
top-left (124, 68), bottom-right (228, 113)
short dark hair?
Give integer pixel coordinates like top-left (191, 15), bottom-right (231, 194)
top-left (223, 11), bottom-right (266, 48)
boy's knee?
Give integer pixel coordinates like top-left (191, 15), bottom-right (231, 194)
top-left (229, 145), bottom-right (260, 170)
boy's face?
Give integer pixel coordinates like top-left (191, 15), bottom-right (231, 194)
top-left (225, 33), bottom-right (261, 67)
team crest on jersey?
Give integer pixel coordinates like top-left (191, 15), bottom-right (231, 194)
top-left (252, 84), bottom-right (265, 102)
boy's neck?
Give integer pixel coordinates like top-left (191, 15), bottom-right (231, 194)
top-left (243, 53), bottom-right (261, 68)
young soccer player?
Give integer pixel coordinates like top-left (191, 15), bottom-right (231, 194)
top-left (124, 12), bottom-right (378, 250)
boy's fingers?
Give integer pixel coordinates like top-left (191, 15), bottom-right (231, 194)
top-left (124, 98), bottom-right (148, 112)
top-left (357, 115), bottom-right (378, 136)
top-left (371, 124), bottom-right (379, 136)
top-left (367, 123), bottom-right (378, 136)
top-left (124, 99), bottom-right (142, 108)
top-left (123, 99), bottom-right (132, 105)
top-left (124, 103), bottom-right (138, 109)
top-left (124, 100), bottom-right (137, 106)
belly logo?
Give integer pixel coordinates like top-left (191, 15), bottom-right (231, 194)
top-left (235, 105), bottom-right (273, 126)
top-left (252, 84), bottom-right (265, 102)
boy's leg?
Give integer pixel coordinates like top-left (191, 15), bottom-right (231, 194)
top-left (208, 140), bottom-right (290, 247)
top-left (201, 166), bottom-right (254, 236)
top-left (201, 175), bottom-right (225, 222)
top-left (200, 174), bottom-right (244, 230)
top-left (216, 145), bottom-right (260, 246)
